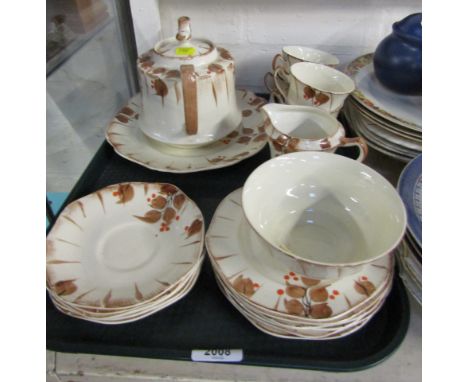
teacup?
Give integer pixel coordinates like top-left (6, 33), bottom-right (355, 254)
top-left (262, 104), bottom-right (368, 161)
top-left (274, 62), bottom-right (355, 116)
top-left (242, 151), bottom-right (407, 281)
top-left (272, 46), bottom-right (339, 80)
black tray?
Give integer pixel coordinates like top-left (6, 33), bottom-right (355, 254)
top-left (47, 129), bottom-right (410, 372)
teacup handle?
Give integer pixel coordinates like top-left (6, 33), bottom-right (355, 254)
top-left (272, 53), bottom-right (286, 71)
top-left (273, 67), bottom-right (289, 103)
top-left (339, 137), bottom-right (369, 162)
top-left (264, 72), bottom-right (285, 102)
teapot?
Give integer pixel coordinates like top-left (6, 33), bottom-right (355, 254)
top-left (136, 17), bottom-right (241, 147)
top-left (373, 13), bottom-right (422, 95)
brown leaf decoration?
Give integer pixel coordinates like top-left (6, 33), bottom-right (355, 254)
top-left (253, 133), bottom-right (267, 142)
top-left (286, 285), bottom-right (306, 298)
top-left (320, 138), bottom-right (332, 149)
top-left (151, 196), bottom-right (167, 209)
top-left (309, 287), bottom-right (329, 302)
top-left (354, 281), bottom-right (376, 296)
top-left (284, 299), bottom-right (305, 316)
top-left (248, 97), bottom-right (263, 106)
top-left (166, 70), bottom-right (181, 78)
top-left (242, 127), bottom-right (254, 135)
top-left (232, 275), bottom-right (255, 297)
top-left (186, 219), bottom-right (203, 238)
top-left (116, 114), bottom-right (129, 123)
top-left (237, 136), bottom-right (251, 144)
top-left (287, 138), bottom-right (300, 152)
top-left (163, 207), bottom-right (176, 224)
top-left (208, 63), bottom-right (225, 74)
top-left (160, 184), bottom-right (178, 195)
top-left (134, 210), bottom-right (161, 223)
top-left (273, 139), bottom-right (284, 152)
top-left (218, 47), bottom-right (234, 61)
top-left (207, 156), bottom-right (226, 163)
top-left (152, 67), bottom-right (166, 74)
top-left (301, 276), bottom-right (321, 287)
top-left (242, 110), bottom-right (252, 117)
top-left (304, 86), bottom-right (316, 99)
top-left (227, 131), bottom-right (239, 138)
top-left (151, 79), bottom-right (168, 104)
top-left (54, 280), bottom-right (77, 296)
top-left (120, 106), bottom-right (134, 116)
top-left (314, 92), bottom-right (330, 105)
top-left (173, 194), bottom-right (186, 210)
top-left (140, 61), bottom-right (154, 69)
top-left (309, 303), bottom-right (332, 319)
top-left (116, 184), bottom-right (134, 204)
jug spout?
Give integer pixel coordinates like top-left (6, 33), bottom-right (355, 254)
top-left (261, 103), bottom-right (292, 122)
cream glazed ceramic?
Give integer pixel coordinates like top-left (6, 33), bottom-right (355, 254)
top-left (46, 182), bottom-right (205, 311)
top-left (206, 189), bottom-right (393, 322)
top-left (274, 62), bottom-right (355, 116)
top-left (49, 258), bottom-right (204, 324)
top-left (137, 17), bottom-right (241, 147)
top-left (214, 272), bottom-right (390, 340)
top-left (242, 152), bottom-right (406, 280)
top-left (106, 90), bottom-right (268, 173)
top-left (262, 103), bottom-right (368, 161)
top-left (272, 46), bottom-right (340, 74)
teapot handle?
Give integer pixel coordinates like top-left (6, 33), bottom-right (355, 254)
top-left (176, 16), bottom-right (192, 41)
top-left (181, 65), bottom-right (198, 135)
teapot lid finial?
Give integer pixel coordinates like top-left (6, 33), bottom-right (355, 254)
top-left (176, 16), bottom-right (192, 41)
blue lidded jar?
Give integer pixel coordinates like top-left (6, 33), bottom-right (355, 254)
top-left (373, 13), bottom-right (422, 95)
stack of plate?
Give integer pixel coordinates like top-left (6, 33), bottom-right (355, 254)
top-left (46, 182), bottom-right (205, 324)
top-left (206, 189), bottom-right (395, 340)
top-left (396, 155), bottom-right (422, 304)
top-left (343, 53), bottom-right (422, 162)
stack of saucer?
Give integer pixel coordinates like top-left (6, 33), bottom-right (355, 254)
top-left (396, 155), bottom-right (422, 304)
top-left (46, 182), bottom-right (205, 324)
top-left (206, 152), bottom-right (407, 339)
top-left (343, 54), bottom-right (422, 162)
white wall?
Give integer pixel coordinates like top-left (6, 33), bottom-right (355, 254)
top-left (131, 0), bottom-right (421, 92)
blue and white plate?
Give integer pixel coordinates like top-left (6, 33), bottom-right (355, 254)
top-left (397, 154), bottom-right (422, 247)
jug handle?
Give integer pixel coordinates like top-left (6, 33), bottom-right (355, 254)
top-left (273, 67), bottom-right (289, 103)
top-left (339, 137), bottom-right (369, 162)
top-left (181, 65), bottom-right (198, 135)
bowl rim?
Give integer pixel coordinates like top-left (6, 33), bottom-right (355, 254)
top-left (241, 151), bottom-right (407, 267)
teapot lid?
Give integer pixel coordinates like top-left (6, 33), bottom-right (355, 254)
top-left (154, 17), bottom-right (215, 60)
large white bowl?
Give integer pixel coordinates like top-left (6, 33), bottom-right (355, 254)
top-left (242, 152), bottom-right (406, 279)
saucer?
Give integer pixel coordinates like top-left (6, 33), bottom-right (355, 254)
top-left (346, 54), bottom-right (422, 131)
top-left (47, 182), bottom-right (204, 309)
top-left (205, 188), bottom-right (392, 320)
top-left (106, 90), bottom-right (268, 173)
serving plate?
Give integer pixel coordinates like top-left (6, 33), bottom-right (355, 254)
top-left (106, 90), bottom-right (268, 173)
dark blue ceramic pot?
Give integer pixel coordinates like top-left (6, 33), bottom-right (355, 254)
top-left (373, 13), bottom-right (422, 95)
